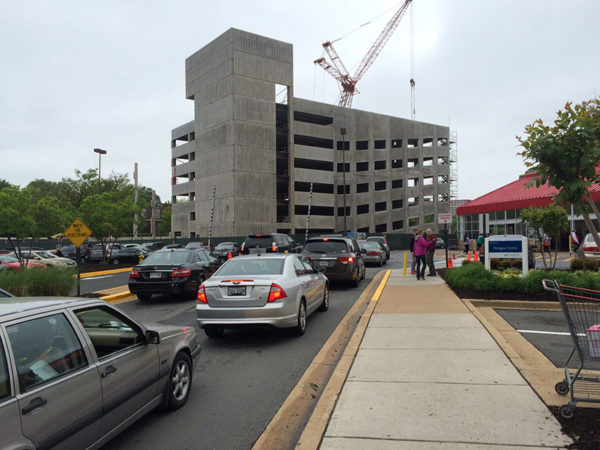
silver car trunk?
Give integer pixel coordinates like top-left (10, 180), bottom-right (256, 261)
top-left (205, 276), bottom-right (276, 307)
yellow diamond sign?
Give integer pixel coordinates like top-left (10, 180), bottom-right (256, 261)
top-left (65, 218), bottom-right (92, 248)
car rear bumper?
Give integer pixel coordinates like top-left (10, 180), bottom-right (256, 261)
top-left (128, 279), bottom-right (198, 295)
top-left (363, 255), bottom-right (382, 264)
top-left (196, 300), bottom-right (299, 329)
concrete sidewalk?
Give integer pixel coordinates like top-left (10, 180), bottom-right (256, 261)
top-left (303, 270), bottom-right (572, 449)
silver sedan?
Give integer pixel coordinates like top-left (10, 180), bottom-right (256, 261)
top-left (196, 253), bottom-right (329, 337)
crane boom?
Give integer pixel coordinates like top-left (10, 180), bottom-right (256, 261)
top-left (314, 0), bottom-right (413, 108)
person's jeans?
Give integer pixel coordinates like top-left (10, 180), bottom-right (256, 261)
top-left (411, 251), bottom-right (416, 272)
top-left (426, 251), bottom-right (435, 275)
top-left (416, 254), bottom-right (426, 278)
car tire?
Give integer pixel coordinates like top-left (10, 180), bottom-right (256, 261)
top-left (204, 326), bottom-right (224, 338)
top-left (290, 300), bottom-right (307, 336)
top-left (162, 352), bottom-right (192, 411)
top-left (112, 258), bottom-right (119, 265)
top-left (352, 267), bottom-right (360, 287)
top-left (137, 293), bottom-right (152, 302)
top-left (318, 284), bottom-right (329, 311)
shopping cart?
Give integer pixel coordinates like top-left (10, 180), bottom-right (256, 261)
top-left (543, 279), bottom-right (600, 419)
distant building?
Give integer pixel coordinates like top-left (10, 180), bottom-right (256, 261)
top-left (171, 28), bottom-right (451, 238)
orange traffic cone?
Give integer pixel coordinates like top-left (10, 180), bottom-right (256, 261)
top-left (448, 257), bottom-right (453, 268)
top-left (474, 250), bottom-right (479, 262)
top-left (452, 252), bottom-right (456, 260)
top-left (467, 251), bottom-right (471, 261)
top-left (228, 251), bottom-right (233, 260)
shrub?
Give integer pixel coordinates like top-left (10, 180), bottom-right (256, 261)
top-left (583, 259), bottom-right (599, 272)
top-left (571, 259), bottom-right (584, 271)
top-left (0, 267), bottom-right (75, 296)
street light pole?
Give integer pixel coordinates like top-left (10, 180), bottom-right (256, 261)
top-left (93, 148), bottom-right (107, 181)
top-left (340, 128), bottom-right (347, 234)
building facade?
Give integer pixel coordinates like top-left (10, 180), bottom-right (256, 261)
top-left (171, 28), bottom-right (451, 238)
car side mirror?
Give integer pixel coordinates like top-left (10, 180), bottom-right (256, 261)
top-left (145, 330), bottom-right (160, 345)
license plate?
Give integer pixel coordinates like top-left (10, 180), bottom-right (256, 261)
top-left (319, 261), bottom-right (329, 267)
top-left (149, 272), bottom-right (162, 279)
top-left (228, 286), bottom-right (246, 296)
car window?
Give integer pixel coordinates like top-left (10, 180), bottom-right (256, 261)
top-left (75, 307), bottom-right (144, 359)
top-left (216, 258), bottom-right (285, 276)
top-left (293, 257), bottom-right (307, 276)
top-left (0, 338), bottom-right (10, 400)
top-left (304, 240), bottom-right (348, 253)
top-left (141, 250), bottom-right (190, 265)
top-left (7, 314), bottom-right (88, 391)
top-left (244, 236), bottom-right (274, 248)
top-left (300, 256), bottom-right (316, 273)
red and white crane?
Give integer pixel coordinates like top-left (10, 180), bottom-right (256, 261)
top-left (314, 0), bottom-right (413, 108)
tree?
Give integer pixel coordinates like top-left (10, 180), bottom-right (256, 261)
top-left (0, 187), bottom-right (36, 267)
top-left (520, 206), bottom-right (569, 269)
top-left (518, 98), bottom-right (600, 251)
top-left (158, 203), bottom-right (172, 236)
top-left (0, 179), bottom-right (12, 191)
top-left (33, 196), bottom-right (66, 238)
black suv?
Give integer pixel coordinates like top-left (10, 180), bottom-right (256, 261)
top-left (241, 233), bottom-right (298, 254)
top-left (302, 236), bottom-right (365, 287)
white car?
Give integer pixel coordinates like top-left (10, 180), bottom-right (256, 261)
top-left (13, 250), bottom-right (76, 267)
top-left (582, 234), bottom-right (600, 258)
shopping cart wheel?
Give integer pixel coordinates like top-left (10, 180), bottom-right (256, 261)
top-left (555, 380), bottom-right (569, 395)
top-left (559, 404), bottom-right (575, 419)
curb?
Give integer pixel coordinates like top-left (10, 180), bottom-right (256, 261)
top-left (252, 270), bottom-right (389, 450)
top-left (80, 267), bottom-right (133, 278)
top-left (100, 291), bottom-right (135, 303)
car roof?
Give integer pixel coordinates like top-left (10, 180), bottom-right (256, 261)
top-left (230, 253), bottom-right (293, 260)
top-left (0, 297), bottom-right (102, 320)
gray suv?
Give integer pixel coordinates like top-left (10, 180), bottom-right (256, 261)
top-left (241, 233), bottom-right (299, 254)
top-left (302, 236), bottom-right (365, 287)
top-left (0, 297), bottom-right (200, 449)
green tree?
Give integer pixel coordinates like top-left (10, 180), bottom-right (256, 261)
top-left (521, 206), bottom-right (569, 269)
top-left (158, 203), bottom-right (172, 236)
top-left (518, 98), bottom-right (600, 250)
top-left (33, 196), bottom-right (66, 238)
top-left (0, 179), bottom-right (12, 191)
top-left (0, 187), bottom-right (36, 267)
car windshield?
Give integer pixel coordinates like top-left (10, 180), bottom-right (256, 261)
top-left (0, 255), bottom-right (19, 263)
top-left (304, 240), bottom-right (348, 253)
top-left (360, 242), bottom-right (379, 250)
top-left (37, 251), bottom-right (57, 258)
top-left (216, 258), bottom-right (285, 276)
top-left (185, 242), bottom-right (202, 249)
top-left (367, 237), bottom-right (385, 244)
top-left (244, 236), bottom-right (273, 248)
top-left (216, 243), bottom-right (235, 250)
top-left (140, 250), bottom-right (190, 265)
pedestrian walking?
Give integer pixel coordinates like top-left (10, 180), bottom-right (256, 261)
top-left (425, 229), bottom-right (437, 276)
top-left (414, 230), bottom-right (428, 280)
top-left (543, 232), bottom-right (551, 255)
top-left (463, 234), bottom-right (471, 255)
top-left (476, 233), bottom-right (484, 251)
top-left (409, 229), bottom-right (418, 274)
top-left (570, 230), bottom-right (580, 254)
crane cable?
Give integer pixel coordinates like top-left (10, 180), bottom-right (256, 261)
top-left (330, 2), bottom-right (403, 44)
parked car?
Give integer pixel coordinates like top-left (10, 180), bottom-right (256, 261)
top-left (0, 297), bottom-right (200, 449)
top-left (195, 249), bottom-right (221, 277)
top-left (108, 245), bottom-right (150, 265)
top-left (241, 233), bottom-right (297, 254)
top-left (582, 234), bottom-right (600, 259)
top-left (213, 242), bottom-right (242, 262)
top-left (197, 253), bottom-right (329, 338)
top-left (13, 250), bottom-right (76, 268)
top-left (140, 242), bottom-right (166, 253)
top-left (358, 240), bottom-right (386, 267)
top-left (0, 287), bottom-right (13, 297)
top-left (59, 244), bottom-right (77, 259)
top-left (128, 248), bottom-right (208, 301)
top-left (0, 254), bottom-right (45, 271)
top-left (366, 236), bottom-right (390, 260)
top-left (184, 242), bottom-right (204, 250)
top-left (302, 236), bottom-right (365, 287)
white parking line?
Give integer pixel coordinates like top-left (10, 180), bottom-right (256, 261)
top-left (82, 275), bottom-right (112, 281)
top-left (517, 329), bottom-right (584, 337)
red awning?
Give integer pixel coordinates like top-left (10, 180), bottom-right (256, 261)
top-left (457, 173), bottom-right (600, 215)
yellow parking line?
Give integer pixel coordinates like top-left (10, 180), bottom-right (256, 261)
top-left (371, 269), bottom-right (391, 302)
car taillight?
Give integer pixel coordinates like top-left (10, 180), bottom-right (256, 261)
top-left (171, 268), bottom-right (192, 278)
top-left (337, 257), bottom-right (354, 264)
top-left (129, 270), bottom-right (141, 279)
top-left (272, 242), bottom-right (277, 252)
top-left (306, 256), bottom-right (311, 261)
top-left (197, 285), bottom-right (207, 303)
top-left (268, 283), bottom-right (288, 302)
top-left (587, 247), bottom-right (600, 252)
top-left (367, 251), bottom-right (379, 256)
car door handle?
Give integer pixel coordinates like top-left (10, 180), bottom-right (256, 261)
top-left (102, 365), bottom-right (117, 378)
top-left (22, 396), bottom-right (47, 414)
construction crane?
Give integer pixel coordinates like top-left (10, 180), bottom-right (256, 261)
top-left (314, 0), bottom-right (413, 108)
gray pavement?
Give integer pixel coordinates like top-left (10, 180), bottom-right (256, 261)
top-left (314, 270), bottom-right (572, 449)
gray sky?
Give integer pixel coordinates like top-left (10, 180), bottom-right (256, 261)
top-left (1, 0), bottom-right (598, 203)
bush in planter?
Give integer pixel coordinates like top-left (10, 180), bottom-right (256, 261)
top-left (445, 262), bottom-right (498, 291)
top-left (583, 259), bottom-right (600, 272)
top-left (571, 259), bottom-right (584, 271)
top-left (0, 267), bottom-right (75, 296)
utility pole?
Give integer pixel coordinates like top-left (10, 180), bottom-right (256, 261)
top-left (133, 163), bottom-right (139, 238)
top-left (340, 128), bottom-right (347, 234)
top-left (150, 190), bottom-right (156, 239)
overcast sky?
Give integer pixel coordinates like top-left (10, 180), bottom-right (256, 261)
top-left (1, 0), bottom-right (598, 203)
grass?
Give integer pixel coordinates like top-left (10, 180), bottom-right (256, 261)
top-left (0, 266), bottom-right (76, 296)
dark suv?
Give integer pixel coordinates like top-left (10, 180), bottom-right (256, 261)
top-left (241, 233), bottom-right (297, 254)
top-left (302, 236), bottom-right (365, 287)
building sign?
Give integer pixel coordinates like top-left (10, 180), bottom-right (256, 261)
top-left (438, 213), bottom-right (452, 224)
top-left (485, 235), bottom-right (529, 276)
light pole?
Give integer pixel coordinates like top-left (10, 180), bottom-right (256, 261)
top-left (93, 148), bottom-right (107, 181)
top-left (340, 128), bottom-right (347, 234)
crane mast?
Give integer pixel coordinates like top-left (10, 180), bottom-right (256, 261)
top-left (314, 0), bottom-right (413, 108)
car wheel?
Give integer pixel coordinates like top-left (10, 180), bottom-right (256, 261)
top-left (204, 326), bottom-right (224, 338)
top-left (290, 300), bottom-right (307, 336)
top-left (137, 293), bottom-right (152, 301)
top-left (361, 264), bottom-right (366, 280)
top-left (162, 352), bottom-right (192, 411)
top-left (352, 266), bottom-right (360, 287)
top-left (318, 284), bottom-right (329, 311)
top-left (112, 258), bottom-right (119, 265)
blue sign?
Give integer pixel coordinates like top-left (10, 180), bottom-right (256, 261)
top-left (489, 240), bottom-right (522, 253)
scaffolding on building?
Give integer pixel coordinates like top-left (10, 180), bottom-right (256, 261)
top-left (449, 130), bottom-right (458, 235)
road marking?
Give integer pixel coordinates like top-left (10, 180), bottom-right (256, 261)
top-left (82, 275), bottom-right (112, 281)
top-left (517, 329), bottom-right (584, 337)
top-left (371, 269), bottom-right (391, 302)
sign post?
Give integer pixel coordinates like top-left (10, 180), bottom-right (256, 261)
top-left (438, 213), bottom-right (452, 269)
top-left (485, 235), bottom-right (529, 277)
top-left (64, 218), bottom-right (92, 296)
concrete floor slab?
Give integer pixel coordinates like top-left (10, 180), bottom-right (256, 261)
top-left (386, 276), bottom-right (446, 287)
top-left (347, 349), bottom-right (527, 385)
top-left (361, 326), bottom-right (499, 350)
top-left (324, 382), bottom-right (571, 447)
top-left (321, 437), bottom-right (542, 449)
top-left (369, 313), bottom-right (481, 328)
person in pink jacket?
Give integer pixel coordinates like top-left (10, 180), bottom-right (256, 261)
top-left (413, 230), bottom-right (428, 280)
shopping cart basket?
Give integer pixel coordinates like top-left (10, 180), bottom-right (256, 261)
top-left (543, 279), bottom-right (600, 419)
